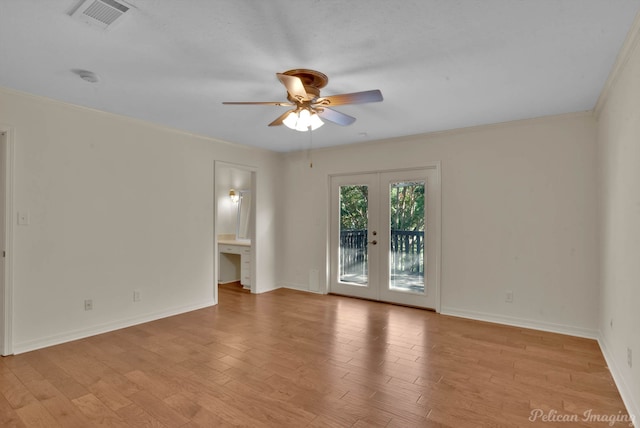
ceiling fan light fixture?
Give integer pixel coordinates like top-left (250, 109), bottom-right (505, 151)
top-left (223, 69), bottom-right (382, 131)
top-left (283, 108), bottom-right (324, 132)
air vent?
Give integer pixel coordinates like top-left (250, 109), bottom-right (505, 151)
top-left (70, 0), bottom-right (130, 30)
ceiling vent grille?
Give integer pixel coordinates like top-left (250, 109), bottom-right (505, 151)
top-left (70, 0), bottom-right (130, 29)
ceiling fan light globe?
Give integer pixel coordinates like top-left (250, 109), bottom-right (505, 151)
top-left (294, 109), bottom-right (312, 131)
top-left (299, 109), bottom-right (311, 120)
top-left (283, 111), bottom-right (299, 129)
top-left (309, 113), bottom-right (324, 130)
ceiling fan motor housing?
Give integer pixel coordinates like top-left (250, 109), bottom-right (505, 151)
top-left (282, 69), bottom-right (327, 101)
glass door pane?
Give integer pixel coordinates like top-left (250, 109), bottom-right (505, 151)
top-left (389, 180), bottom-right (425, 293)
top-left (339, 185), bottom-right (369, 285)
top-left (330, 173), bottom-right (379, 301)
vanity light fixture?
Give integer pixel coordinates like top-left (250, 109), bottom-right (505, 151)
top-left (229, 189), bottom-right (239, 203)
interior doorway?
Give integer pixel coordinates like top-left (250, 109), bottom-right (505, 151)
top-left (214, 161), bottom-right (257, 303)
top-left (329, 166), bottom-right (440, 310)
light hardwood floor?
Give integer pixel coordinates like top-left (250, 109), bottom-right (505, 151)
top-left (0, 283), bottom-right (631, 427)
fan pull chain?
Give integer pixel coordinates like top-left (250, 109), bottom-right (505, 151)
top-left (308, 125), bottom-right (313, 168)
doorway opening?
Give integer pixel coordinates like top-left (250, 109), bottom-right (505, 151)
top-left (214, 161), bottom-right (257, 303)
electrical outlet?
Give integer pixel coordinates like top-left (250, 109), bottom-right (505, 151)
top-left (628, 347), bottom-right (633, 368)
top-left (84, 299), bottom-right (93, 311)
top-left (505, 290), bottom-right (513, 303)
top-left (133, 290), bottom-right (141, 302)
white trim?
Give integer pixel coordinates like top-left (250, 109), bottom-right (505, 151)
top-left (279, 282), bottom-right (324, 294)
top-left (310, 111), bottom-right (593, 157)
top-left (0, 86), bottom-right (274, 153)
top-left (440, 306), bottom-right (599, 339)
top-left (432, 161), bottom-right (442, 313)
top-left (326, 163), bottom-right (442, 179)
top-left (13, 300), bottom-right (215, 355)
top-left (327, 163), bottom-right (441, 311)
top-left (599, 335), bottom-right (640, 426)
top-left (250, 283), bottom-right (279, 294)
top-left (214, 160), bottom-right (258, 297)
top-left (594, 10), bottom-right (640, 117)
top-left (0, 125), bottom-right (14, 356)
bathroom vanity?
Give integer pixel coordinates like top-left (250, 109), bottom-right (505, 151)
top-left (218, 237), bottom-right (251, 288)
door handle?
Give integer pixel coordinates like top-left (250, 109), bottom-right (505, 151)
top-left (369, 240), bottom-right (377, 245)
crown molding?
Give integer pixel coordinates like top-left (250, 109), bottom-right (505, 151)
top-left (0, 86), bottom-right (275, 154)
top-left (594, 10), bottom-right (640, 118)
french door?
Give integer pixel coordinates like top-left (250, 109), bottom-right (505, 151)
top-left (330, 167), bottom-right (440, 309)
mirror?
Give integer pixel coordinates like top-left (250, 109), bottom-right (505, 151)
top-left (237, 190), bottom-right (251, 240)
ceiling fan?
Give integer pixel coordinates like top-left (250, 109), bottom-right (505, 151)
top-left (223, 69), bottom-right (383, 132)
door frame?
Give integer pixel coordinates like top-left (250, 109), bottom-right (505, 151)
top-left (0, 126), bottom-right (15, 355)
top-left (327, 163), bottom-right (441, 312)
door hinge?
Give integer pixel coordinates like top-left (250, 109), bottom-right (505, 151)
top-left (2, 251), bottom-right (5, 258)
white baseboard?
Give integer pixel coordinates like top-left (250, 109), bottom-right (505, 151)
top-left (440, 306), bottom-right (599, 339)
top-left (598, 335), bottom-right (639, 426)
top-left (253, 285), bottom-right (280, 294)
top-left (279, 282), bottom-right (324, 294)
top-left (13, 299), bottom-right (216, 354)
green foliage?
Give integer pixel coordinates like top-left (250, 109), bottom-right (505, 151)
top-left (390, 181), bottom-right (424, 231)
top-left (339, 182), bottom-right (425, 231)
top-left (340, 185), bottom-right (368, 230)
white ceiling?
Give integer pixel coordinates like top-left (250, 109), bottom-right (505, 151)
top-left (1, 1), bottom-right (639, 152)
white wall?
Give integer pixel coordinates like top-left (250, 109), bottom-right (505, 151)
top-left (0, 87), bottom-right (282, 353)
top-left (279, 113), bottom-right (599, 337)
top-left (595, 16), bottom-right (640, 418)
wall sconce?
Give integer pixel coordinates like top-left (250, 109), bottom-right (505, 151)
top-left (229, 189), bottom-right (239, 203)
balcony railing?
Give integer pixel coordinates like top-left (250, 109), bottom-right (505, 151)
top-left (339, 229), bottom-right (424, 276)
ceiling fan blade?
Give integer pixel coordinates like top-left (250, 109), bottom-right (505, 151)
top-left (316, 108), bottom-right (356, 126)
top-left (268, 109), bottom-right (295, 127)
top-left (222, 101), bottom-right (294, 106)
top-left (276, 73), bottom-right (308, 102)
top-left (314, 89), bottom-right (383, 107)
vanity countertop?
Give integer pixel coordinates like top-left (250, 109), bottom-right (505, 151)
top-left (218, 239), bottom-right (251, 247)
